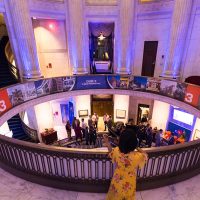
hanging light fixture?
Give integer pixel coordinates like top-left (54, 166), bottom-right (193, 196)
top-left (98, 32), bottom-right (106, 41)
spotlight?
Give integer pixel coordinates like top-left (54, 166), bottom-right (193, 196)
top-left (49, 23), bottom-right (54, 30)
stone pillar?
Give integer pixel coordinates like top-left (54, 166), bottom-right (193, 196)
top-left (66, 0), bottom-right (87, 74)
top-left (116, 0), bottom-right (136, 74)
top-left (161, 0), bottom-right (193, 79)
top-left (4, 0), bottom-right (42, 80)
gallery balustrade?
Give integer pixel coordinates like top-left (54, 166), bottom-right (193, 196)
top-left (0, 75), bottom-right (200, 192)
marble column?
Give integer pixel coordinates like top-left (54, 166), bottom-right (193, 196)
top-left (4, 0), bottom-right (42, 80)
top-left (161, 0), bottom-right (193, 79)
top-left (116, 0), bottom-right (136, 74)
top-left (66, 0), bottom-right (87, 74)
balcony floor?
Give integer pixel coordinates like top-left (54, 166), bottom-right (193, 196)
top-left (0, 167), bottom-right (199, 200)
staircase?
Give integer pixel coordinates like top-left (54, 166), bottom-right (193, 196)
top-left (7, 114), bottom-right (32, 142)
top-left (0, 36), bottom-right (18, 88)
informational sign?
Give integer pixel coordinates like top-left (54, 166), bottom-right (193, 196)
top-left (146, 77), bottom-right (161, 92)
top-left (7, 85), bottom-right (25, 106)
top-left (160, 80), bottom-right (177, 97)
top-left (132, 76), bottom-right (147, 90)
top-left (184, 84), bottom-right (200, 108)
top-left (173, 82), bottom-right (187, 101)
top-left (0, 89), bottom-right (12, 115)
top-left (60, 104), bottom-right (69, 124)
top-left (73, 75), bottom-right (110, 90)
top-left (50, 78), bottom-right (63, 93)
top-left (62, 77), bottom-right (75, 91)
top-left (34, 79), bottom-right (51, 97)
top-left (107, 75), bottom-right (120, 89)
top-left (23, 82), bottom-right (37, 101)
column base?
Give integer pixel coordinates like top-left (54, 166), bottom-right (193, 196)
top-left (73, 71), bottom-right (89, 75)
top-left (22, 74), bottom-right (44, 82)
top-left (116, 68), bottom-right (131, 75)
top-left (160, 71), bottom-right (180, 81)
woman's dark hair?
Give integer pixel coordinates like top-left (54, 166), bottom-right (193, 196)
top-left (119, 127), bottom-right (138, 154)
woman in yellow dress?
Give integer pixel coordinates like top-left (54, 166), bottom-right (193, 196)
top-left (103, 128), bottom-right (148, 200)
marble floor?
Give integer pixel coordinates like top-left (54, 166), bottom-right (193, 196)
top-left (0, 166), bottom-right (200, 200)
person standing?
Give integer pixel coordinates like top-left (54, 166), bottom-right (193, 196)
top-left (155, 129), bottom-right (163, 147)
top-left (65, 120), bottom-right (72, 140)
top-left (81, 118), bottom-right (87, 138)
top-left (88, 115), bottom-right (93, 128)
top-left (107, 115), bottom-right (113, 130)
top-left (103, 128), bottom-right (148, 200)
top-left (74, 120), bottom-right (82, 144)
top-left (85, 126), bottom-right (90, 145)
top-left (103, 113), bottom-right (108, 131)
top-left (92, 112), bottom-right (99, 129)
top-left (90, 122), bottom-right (97, 146)
top-left (72, 117), bottom-right (77, 130)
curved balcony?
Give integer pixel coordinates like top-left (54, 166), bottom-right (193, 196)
top-left (0, 75), bottom-right (200, 192)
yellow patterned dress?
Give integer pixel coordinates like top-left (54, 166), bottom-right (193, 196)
top-left (106, 147), bottom-right (147, 200)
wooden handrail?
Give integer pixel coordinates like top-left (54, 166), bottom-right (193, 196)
top-left (4, 40), bottom-right (20, 81)
top-left (0, 133), bottom-right (200, 191)
top-left (20, 120), bottom-right (39, 143)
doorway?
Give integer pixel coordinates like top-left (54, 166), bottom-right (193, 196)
top-left (91, 95), bottom-right (113, 131)
top-left (137, 104), bottom-right (150, 124)
top-left (141, 41), bottom-right (158, 77)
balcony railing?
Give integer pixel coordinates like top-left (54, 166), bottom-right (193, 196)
top-left (0, 75), bottom-right (199, 192)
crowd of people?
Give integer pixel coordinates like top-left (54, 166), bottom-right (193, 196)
top-left (107, 120), bottom-right (184, 148)
top-left (65, 111), bottom-right (183, 149)
top-left (65, 116), bottom-right (96, 145)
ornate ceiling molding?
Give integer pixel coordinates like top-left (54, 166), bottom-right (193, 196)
top-left (137, 0), bottom-right (174, 17)
top-left (29, 0), bottom-right (65, 19)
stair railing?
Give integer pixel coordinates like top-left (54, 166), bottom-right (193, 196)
top-left (21, 120), bottom-right (39, 143)
top-left (4, 40), bottom-right (20, 81)
top-left (0, 24), bottom-right (7, 39)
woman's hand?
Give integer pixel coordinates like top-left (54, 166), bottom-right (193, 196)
top-left (137, 147), bottom-right (148, 161)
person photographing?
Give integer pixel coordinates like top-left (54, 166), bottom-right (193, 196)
top-left (103, 128), bottom-right (148, 200)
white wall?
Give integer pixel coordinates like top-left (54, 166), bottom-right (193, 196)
top-left (114, 95), bottom-right (129, 123)
top-left (151, 100), bottom-right (170, 131)
top-left (133, 17), bottom-right (171, 77)
top-left (33, 19), bottom-right (71, 78)
top-left (25, 107), bottom-right (39, 130)
top-left (0, 122), bottom-right (12, 137)
top-left (34, 102), bottom-right (54, 133)
top-left (74, 95), bottom-right (91, 123)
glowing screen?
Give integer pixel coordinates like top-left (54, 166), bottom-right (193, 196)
top-left (173, 109), bottom-right (194, 126)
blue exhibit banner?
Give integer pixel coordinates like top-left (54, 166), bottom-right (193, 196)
top-left (69, 101), bottom-right (74, 125)
top-left (60, 104), bottom-right (69, 124)
top-left (73, 75), bottom-right (110, 90)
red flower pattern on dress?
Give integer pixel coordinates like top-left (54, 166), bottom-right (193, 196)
top-left (128, 171), bottom-right (135, 177)
top-left (122, 182), bottom-right (132, 192)
top-left (110, 184), bottom-right (118, 193)
top-left (113, 173), bottom-right (123, 183)
top-left (120, 156), bottom-right (131, 167)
